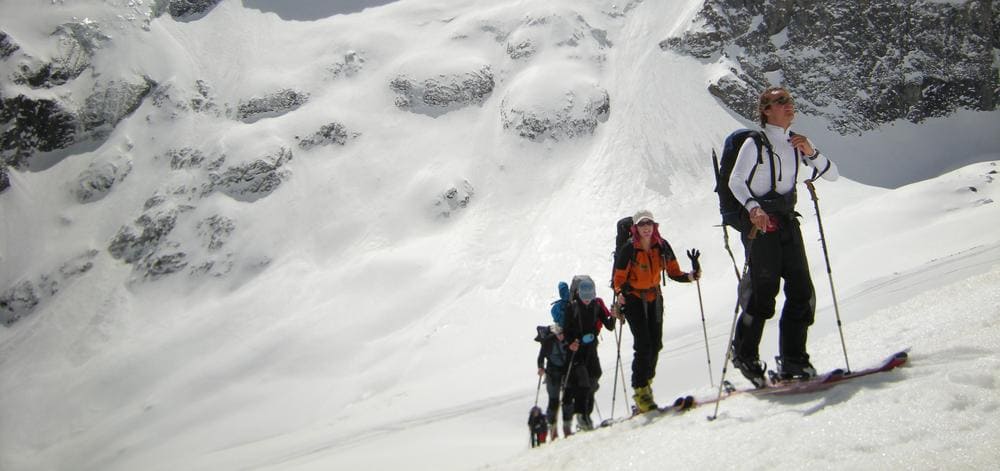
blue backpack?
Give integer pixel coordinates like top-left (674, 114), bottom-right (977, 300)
top-left (549, 281), bottom-right (569, 326)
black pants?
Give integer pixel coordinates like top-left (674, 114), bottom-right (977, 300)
top-left (623, 292), bottom-right (663, 388)
top-left (544, 368), bottom-right (563, 424)
top-left (562, 346), bottom-right (600, 419)
top-left (562, 364), bottom-right (591, 420)
top-left (733, 215), bottom-right (816, 362)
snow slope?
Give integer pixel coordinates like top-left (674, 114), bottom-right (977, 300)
top-left (1, 0), bottom-right (998, 470)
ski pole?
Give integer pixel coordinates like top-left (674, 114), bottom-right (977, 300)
top-left (687, 249), bottom-right (713, 387)
top-left (560, 349), bottom-right (578, 398)
top-left (805, 180), bottom-right (851, 372)
top-left (708, 232), bottom-right (755, 421)
top-left (715, 149), bottom-right (742, 282)
top-left (609, 312), bottom-right (622, 421)
top-left (618, 348), bottom-right (630, 413)
top-left (535, 374), bottom-right (542, 407)
top-left (721, 225), bottom-right (741, 281)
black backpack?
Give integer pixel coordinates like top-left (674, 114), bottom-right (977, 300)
top-left (610, 217), bottom-right (633, 288)
top-left (713, 129), bottom-right (772, 228)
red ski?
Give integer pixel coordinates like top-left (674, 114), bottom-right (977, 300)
top-left (701, 349), bottom-right (910, 413)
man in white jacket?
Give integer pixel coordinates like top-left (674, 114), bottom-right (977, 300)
top-left (727, 86), bottom-right (839, 387)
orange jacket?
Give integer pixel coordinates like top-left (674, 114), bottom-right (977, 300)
top-left (613, 241), bottom-right (689, 301)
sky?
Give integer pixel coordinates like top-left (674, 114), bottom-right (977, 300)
top-left (1, 0), bottom-right (998, 470)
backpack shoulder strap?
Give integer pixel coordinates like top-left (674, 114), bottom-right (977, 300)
top-left (752, 130), bottom-right (781, 192)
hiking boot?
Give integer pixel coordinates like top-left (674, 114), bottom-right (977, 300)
top-left (776, 356), bottom-right (817, 380)
top-left (563, 424), bottom-right (573, 437)
top-left (575, 413), bottom-right (593, 431)
top-left (632, 385), bottom-right (658, 413)
top-left (732, 356), bottom-right (767, 388)
top-left (549, 423), bottom-right (558, 440)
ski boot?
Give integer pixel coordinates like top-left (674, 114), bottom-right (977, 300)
top-left (732, 356), bottom-right (767, 388)
top-left (575, 413), bottom-right (594, 431)
top-left (632, 385), bottom-right (658, 413)
top-left (775, 356), bottom-right (817, 381)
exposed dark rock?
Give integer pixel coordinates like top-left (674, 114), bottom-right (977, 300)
top-left (12, 21), bottom-right (110, 88)
top-left (0, 162), bottom-right (9, 193)
top-left (197, 215), bottom-right (235, 251)
top-left (501, 11), bottom-right (612, 60)
top-left (191, 80), bottom-right (219, 113)
top-left (506, 40), bottom-right (536, 59)
top-left (328, 51), bottom-right (365, 78)
top-left (297, 122), bottom-right (359, 150)
top-left (1, 250), bottom-right (97, 326)
top-left (707, 74), bottom-right (759, 122)
top-left (1, 95), bottom-right (80, 169)
top-left (109, 209), bottom-right (180, 264)
top-left (80, 77), bottom-right (157, 135)
top-left (72, 155), bottom-right (133, 203)
top-left (663, 0), bottom-right (999, 134)
top-left (208, 148), bottom-right (292, 202)
top-left (163, 0), bottom-right (223, 21)
top-left (0, 281), bottom-right (39, 326)
top-left (190, 257), bottom-right (235, 278)
top-left (141, 252), bottom-right (189, 279)
top-left (144, 194), bottom-right (167, 210)
top-left (435, 180), bottom-right (474, 218)
top-left (150, 80), bottom-right (221, 117)
top-left (236, 89), bottom-right (309, 123)
top-left (390, 65), bottom-right (494, 116)
top-left (1, 75), bottom-right (153, 169)
top-left (501, 85), bottom-right (611, 141)
top-left (1, 31), bottom-right (20, 58)
top-left (166, 147), bottom-right (207, 169)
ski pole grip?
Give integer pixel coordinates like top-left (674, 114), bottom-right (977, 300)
top-left (805, 179), bottom-right (819, 201)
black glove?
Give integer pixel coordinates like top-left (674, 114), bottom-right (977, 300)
top-left (686, 248), bottom-right (701, 272)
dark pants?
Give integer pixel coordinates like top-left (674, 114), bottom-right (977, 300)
top-left (733, 215), bottom-right (816, 362)
top-left (623, 292), bottom-right (663, 388)
top-left (544, 368), bottom-right (563, 424)
top-left (562, 364), bottom-right (592, 420)
top-left (562, 346), bottom-right (600, 419)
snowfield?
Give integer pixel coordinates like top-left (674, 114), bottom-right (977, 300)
top-left (1, 0), bottom-right (998, 470)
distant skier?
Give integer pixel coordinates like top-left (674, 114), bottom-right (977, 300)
top-left (562, 276), bottom-right (615, 431)
top-left (527, 406), bottom-right (547, 447)
top-left (535, 323), bottom-right (568, 439)
top-left (727, 86), bottom-right (840, 387)
top-left (611, 210), bottom-right (699, 412)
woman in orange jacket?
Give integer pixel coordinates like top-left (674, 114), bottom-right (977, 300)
top-left (612, 210), bottom-right (699, 412)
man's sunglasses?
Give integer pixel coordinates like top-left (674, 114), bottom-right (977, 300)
top-left (766, 94), bottom-right (794, 106)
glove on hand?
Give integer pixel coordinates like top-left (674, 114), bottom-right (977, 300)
top-left (686, 248), bottom-right (701, 272)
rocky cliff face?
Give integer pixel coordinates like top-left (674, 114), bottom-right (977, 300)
top-left (0, 19), bottom-right (154, 173)
top-left (662, 0), bottom-right (999, 134)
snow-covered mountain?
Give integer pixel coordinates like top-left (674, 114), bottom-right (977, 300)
top-left (1, 1), bottom-right (998, 470)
